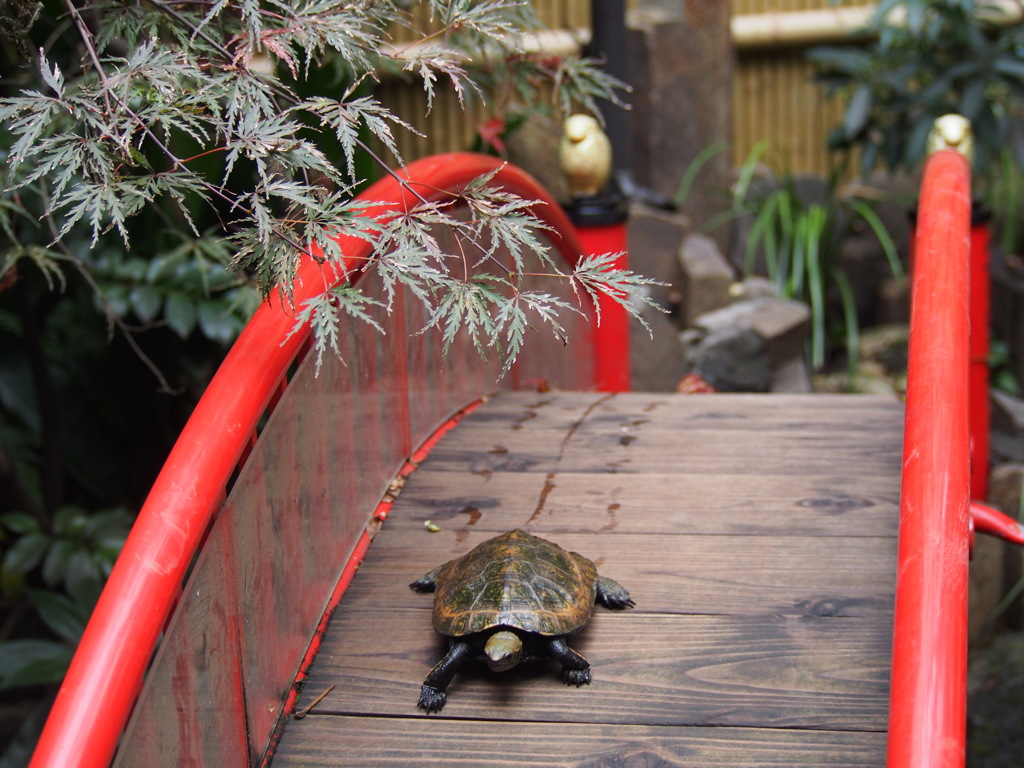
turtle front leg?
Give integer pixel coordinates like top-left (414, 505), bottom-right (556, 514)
top-left (409, 566), bottom-right (441, 592)
top-left (547, 637), bottom-right (591, 686)
top-left (418, 640), bottom-right (471, 713)
top-left (596, 575), bottom-right (634, 610)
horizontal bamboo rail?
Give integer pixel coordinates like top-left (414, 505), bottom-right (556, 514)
top-left (732, 0), bottom-right (1024, 49)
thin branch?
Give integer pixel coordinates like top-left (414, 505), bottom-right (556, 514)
top-left (147, 0), bottom-right (234, 59)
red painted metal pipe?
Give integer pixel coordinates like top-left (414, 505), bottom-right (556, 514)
top-left (886, 148), bottom-right (972, 768)
top-left (575, 222), bottom-right (631, 391)
top-left (29, 154), bottom-right (605, 768)
top-left (969, 219), bottom-right (991, 500)
top-left (970, 501), bottom-right (1024, 548)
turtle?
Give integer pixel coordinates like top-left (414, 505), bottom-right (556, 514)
top-left (408, 528), bottom-right (634, 713)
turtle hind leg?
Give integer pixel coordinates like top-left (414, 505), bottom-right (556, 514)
top-left (418, 640), bottom-right (471, 713)
top-left (547, 637), bottom-right (591, 686)
top-left (596, 575), bottom-right (634, 610)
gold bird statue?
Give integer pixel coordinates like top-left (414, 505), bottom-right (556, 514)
top-left (559, 114), bottom-right (613, 199)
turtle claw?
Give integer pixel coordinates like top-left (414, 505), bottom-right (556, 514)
top-left (596, 576), bottom-right (634, 610)
top-left (604, 593), bottom-right (635, 610)
top-left (562, 667), bottom-right (592, 687)
top-left (417, 685), bottom-right (447, 713)
top-left (409, 577), bottom-right (434, 593)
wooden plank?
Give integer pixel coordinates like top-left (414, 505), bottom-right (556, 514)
top-left (346, 529), bottom-right (894, 618)
top-left (416, 426), bottom-right (901, 476)
top-left (462, 392), bottom-right (902, 433)
top-left (384, 470), bottom-right (900, 537)
top-left (272, 717), bottom-right (886, 767)
top-left (294, 609), bottom-right (890, 731)
top-left (415, 393), bottom-right (904, 478)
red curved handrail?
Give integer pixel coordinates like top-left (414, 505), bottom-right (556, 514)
top-left (886, 148), bottom-right (972, 767)
top-left (30, 154), bottom-right (597, 768)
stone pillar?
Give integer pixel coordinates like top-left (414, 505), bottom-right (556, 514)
top-left (628, 1), bottom-right (734, 251)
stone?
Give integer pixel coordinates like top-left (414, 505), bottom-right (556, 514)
top-left (688, 280), bottom-right (811, 392)
top-left (677, 232), bottom-right (733, 327)
top-left (744, 298), bottom-right (811, 371)
top-left (770, 355), bottom-right (813, 394)
top-left (505, 115), bottom-right (568, 203)
top-left (836, 185), bottom-right (912, 326)
top-left (991, 390), bottom-right (1024, 464)
top-left (692, 288), bottom-right (811, 372)
top-left (992, 389), bottom-right (1024, 436)
top-left (627, 203), bottom-right (690, 310)
top-left (875, 275), bottom-right (911, 325)
top-left (989, 463), bottom-right (1024, 630)
top-left (629, 303), bottom-right (690, 392)
top-left (990, 249), bottom-right (1024, 387)
top-left (689, 325), bottom-right (771, 393)
top-left (971, 532), bottom-right (1005, 645)
top-left (626, 3), bottom-right (733, 254)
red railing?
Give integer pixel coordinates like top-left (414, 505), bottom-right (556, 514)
top-left (33, 134), bottom-right (1019, 768)
top-left (29, 153), bottom-right (625, 768)
top-left (887, 146), bottom-right (973, 766)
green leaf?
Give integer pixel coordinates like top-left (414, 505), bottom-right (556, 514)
top-left (848, 199), bottom-right (904, 279)
top-left (806, 46), bottom-right (871, 74)
top-left (0, 512), bottom-right (41, 536)
top-left (733, 139), bottom-right (771, 205)
top-left (804, 205), bottom-right (828, 371)
top-left (64, 560), bottom-right (103, 607)
top-left (38, 53), bottom-right (65, 97)
top-left (130, 285), bottom-right (163, 323)
top-left (0, 640), bottom-right (73, 689)
top-left (957, 78), bottom-right (986, 121)
top-left (3, 532), bottom-right (51, 575)
top-left (101, 284), bottom-right (131, 317)
top-left (832, 267), bottom-right (860, 388)
top-left (41, 538), bottom-right (76, 588)
top-left (81, 508), bottom-right (132, 540)
top-left (844, 85), bottom-right (872, 141)
top-left (288, 287), bottom-right (386, 374)
top-left (674, 141), bottom-right (728, 209)
top-left (197, 299), bottom-right (238, 345)
top-left (993, 56), bottom-right (1024, 82)
top-left (0, 699), bottom-right (51, 768)
top-left (165, 292), bottom-right (197, 338)
top-left (27, 588), bottom-right (89, 645)
top-left (53, 506), bottom-right (87, 537)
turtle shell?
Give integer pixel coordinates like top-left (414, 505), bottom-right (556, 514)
top-left (432, 529), bottom-right (598, 637)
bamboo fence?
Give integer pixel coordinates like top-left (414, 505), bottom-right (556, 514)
top-left (379, 1), bottom-right (879, 177)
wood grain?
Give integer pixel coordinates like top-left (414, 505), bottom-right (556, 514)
top-left (268, 392), bottom-right (903, 766)
top-left (416, 427), bottom-right (901, 476)
top-left (348, 529), bottom-right (895, 618)
top-left (465, 392), bottom-right (902, 428)
top-left (273, 717), bottom-right (886, 767)
top-left (383, 471), bottom-right (900, 537)
top-left (415, 392), bottom-right (905, 477)
top-left (296, 610), bottom-right (890, 731)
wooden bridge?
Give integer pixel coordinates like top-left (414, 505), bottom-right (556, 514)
top-left (273, 390), bottom-right (901, 766)
top-left (27, 145), bottom-right (1024, 768)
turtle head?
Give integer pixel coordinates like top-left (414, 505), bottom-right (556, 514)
top-left (483, 630), bottom-right (523, 672)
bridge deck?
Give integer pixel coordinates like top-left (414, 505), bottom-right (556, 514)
top-left (271, 391), bottom-right (903, 767)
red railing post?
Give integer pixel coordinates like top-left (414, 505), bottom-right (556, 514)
top-left (969, 215), bottom-right (990, 500)
top-left (561, 112), bottom-right (632, 393)
top-left (886, 121), bottom-right (973, 768)
top-left (574, 221), bottom-right (631, 392)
